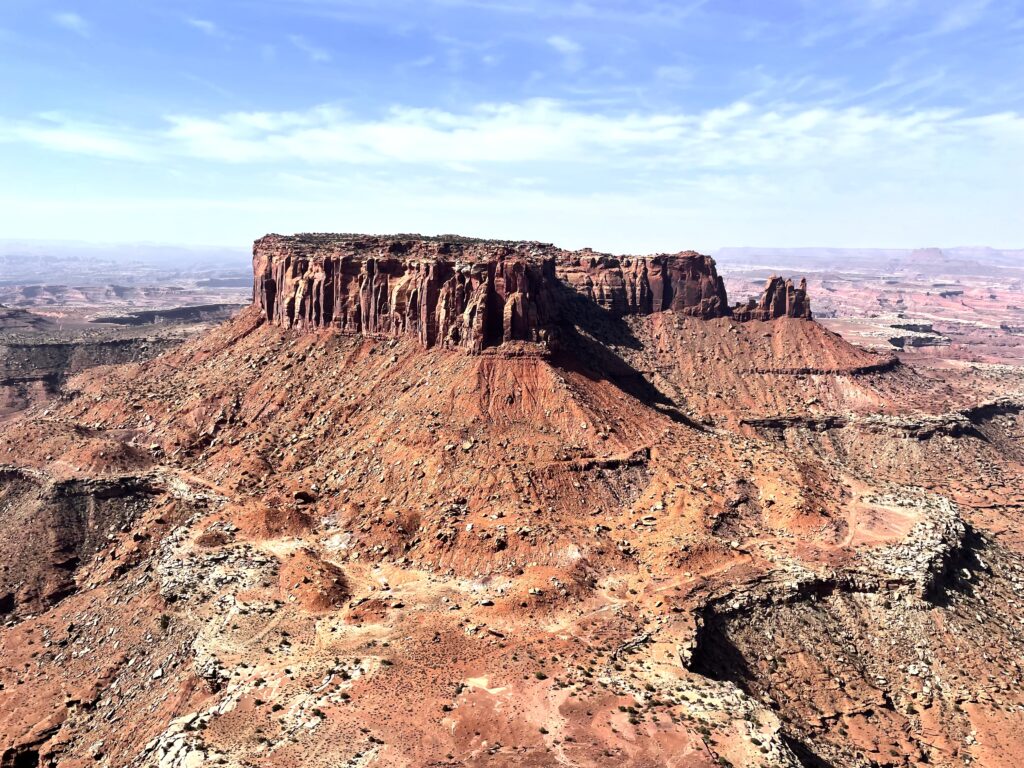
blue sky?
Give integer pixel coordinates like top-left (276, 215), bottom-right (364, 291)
top-left (1, 0), bottom-right (1022, 251)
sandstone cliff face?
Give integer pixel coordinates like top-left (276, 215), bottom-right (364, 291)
top-left (733, 276), bottom-right (812, 321)
top-left (558, 252), bottom-right (729, 319)
top-left (253, 235), bottom-right (809, 351)
top-left (253, 235), bottom-right (558, 352)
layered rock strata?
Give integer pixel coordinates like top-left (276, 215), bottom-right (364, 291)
top-left (253, 235), bottom-right (558, 352)
top-left (732, 276), bottom-right (812, 321)
top-left (253, 235), bottom-right (811, 351)
top-left (558, 252), bottom-right (729, 319)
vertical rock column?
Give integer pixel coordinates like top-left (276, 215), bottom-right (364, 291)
top-left (732, 276), bottom-right (812, 321)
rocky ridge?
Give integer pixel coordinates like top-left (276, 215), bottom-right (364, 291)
top-left (253, 235), bottom-right (810, 352)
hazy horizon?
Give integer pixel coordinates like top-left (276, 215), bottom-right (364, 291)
top-left (1, 236), bottom-right (1021, 265)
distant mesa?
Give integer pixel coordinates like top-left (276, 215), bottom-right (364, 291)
top-left (253, 234), bottom-right (812, 352)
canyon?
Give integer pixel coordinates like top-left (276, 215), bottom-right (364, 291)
top-left (0, 248), bottom-right (250, 421)
top-left (1, 235), bottom-right (1023, 768)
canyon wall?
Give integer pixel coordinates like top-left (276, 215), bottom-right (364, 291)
top-left (253, 235), bottom-right (559, 352)
top-left (253, 235), bottom-right (811, 351)
top-left (558, 253), bottom-right (729, 319)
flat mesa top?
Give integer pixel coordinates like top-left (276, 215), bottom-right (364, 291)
top-left (262, 233), bottom-right (557, 247)
top-left (254, 233), bottom-right (707, 264)
top-left (256, 233), bottom-right (562, 263)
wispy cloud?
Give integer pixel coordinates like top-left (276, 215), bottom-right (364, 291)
top-left (0, 113), bottom-right (145, 160)
top-left (4, 100), bottom-right (1020, 184)
top-left (288, 34), bottom-right (332, 63)
top-left (186, 18), bottom-right (222, 37)
top-left (546, 34), bottom-right (581, 55)
top-left (792, 0), bottom-right (1003, 48)
top-left (271, 0), bottom-right (710, 28)
top-left (930, 0), bottom-right (993, 35)
top-left (654, 65), bottom-right (693, 86)
top-left (2, 96), bottom-right (1020, 249)
top-left (546, 34), bottom-right (583, 71)
top-left (51, 11), bottom-right (91, 37)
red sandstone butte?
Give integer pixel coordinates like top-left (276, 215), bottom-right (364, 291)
top-left (253, 234), bottom-right (560, 352)
top-left (557, 251), bottom-right (730, 319)
top-left (732, 276), bottom-right (812, 322)
top-left (253, 235), bottom-right (802, 354)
